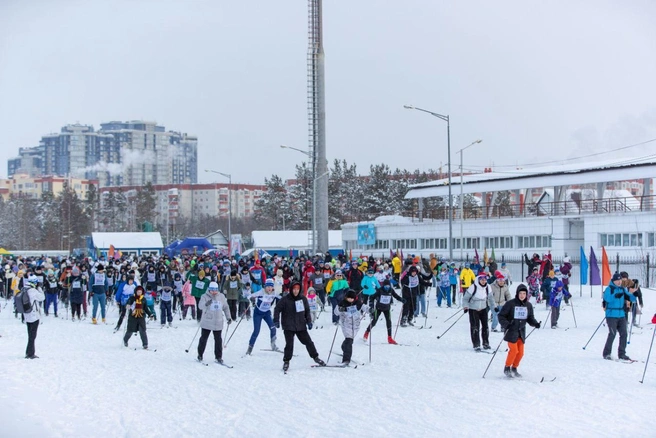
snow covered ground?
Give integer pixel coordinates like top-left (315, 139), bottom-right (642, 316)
top-left (1, 286), bottom-right (655, 438)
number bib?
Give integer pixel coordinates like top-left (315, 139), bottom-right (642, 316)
top-left (94, 273), bottom-right (105, 286)
top-left (195, 280), bottom-right (205, 289)
top-left (72, 280), bottom-right (81, 289)
top-left (408, 276), bottom-right (419, 288)
top-left (324, 273), bottom-right (331, 279)
top-left (295, 300), bottom-right (305, 312)
top-left (211, 301), bottom-right (221, 311)
top-left (380, 295), bottom-right (391, 305)
top-left (308, 297), bottom-right (317, 311)
top-left (314, 278), bottom-right (323, 285)
top-left (230, 281), bottom-right (238, 289)
top-left (161, 290), bottom-right (172, 301)
top-left (147, 273), bottom-right (156, 282)
top-left (259, 296), bottom-right (274, 311)
top-left (514, 306), bottom-right (528, 320)
top-left (252, 272), bottom-right (261, 280)
top-left (347, 305), bottom-right (358, 315)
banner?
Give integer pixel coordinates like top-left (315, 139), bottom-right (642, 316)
top-left (579, 246), bottom-right (588, 285)
top-left (230, 234), bottom-right (242, 257)
top-left (601, 246), bottom-right (612, 286)
top-left (357, 224), bottom-right (376, 245)
top-left (589, 247), bottom-right (601, 285)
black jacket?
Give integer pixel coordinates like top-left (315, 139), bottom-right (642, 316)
top-left (373, 286), bottom-right (403, 311)
top-left (348, 269), bottom-right (364, 291)
top-left (498, 296), bottom-right (539, 343)
top-left (274, 293), bottom-right (312, 332)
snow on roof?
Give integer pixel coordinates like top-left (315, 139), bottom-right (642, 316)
top-left (92, 232), bottom-right (163, 250)
top-left (406, 156), bottom-right (656, 199)
top-left (251, 230), bottom-right (343, 249)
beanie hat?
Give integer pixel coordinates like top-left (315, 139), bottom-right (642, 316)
top-left (494, 270), bottom-right (505, 280)
top-left (611, 273), bottom-right (622, 282)
top-left (209, 281), bottom-right (219, 291)
top-left (264, 278), bottom-right (275, 287)
top-left (307, 287), bottom-right (316, 295)
top-left (345, 290), bottom-right (357, 299)
top-left (135, 285), bottom-right (145, 294)
top-left (554, 280), bottom-right (564, 289)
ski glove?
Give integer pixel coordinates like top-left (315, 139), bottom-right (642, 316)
top-left (494, 307), bottom-right (499, 312)
top-left (227, 319), bottom-right (232, 325)
top-left (338, 306), bottom-right (346, 312)
top-left (307, 323), bottom-right (313, 330)
top-left (274, 321), bottom-right (280, 328)
top-left (401, 298), bottom-right (407, 304)
top-left (463, 308), bottom-right (469, 313)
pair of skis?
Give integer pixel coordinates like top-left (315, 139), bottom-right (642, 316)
top-left (197, 358), bottom-right (233, 368)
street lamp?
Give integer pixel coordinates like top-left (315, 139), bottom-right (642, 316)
top-left (204, 169), bottom-right (232, 255)
top-left (404, 104), bottom-right (453, 260)
top-left (280, 144), bottom-right (326, 255)
top-left (457, 140), bottom-right (483, 261)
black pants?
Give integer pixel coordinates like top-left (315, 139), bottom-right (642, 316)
top-left (341, 337), bottom-right (354, 362)
top-left (195, 296), bottom-right (202, 321)
top-left (26, 320), bottom-right (39, 358)
top-left (603, 317), bottom-right (628, 358)
top-left (451, 284), bottom-right (457, 303)
top-left (468, 308), bottom-right (489, 348)
top-left (124, 318), bottom-right (148, 348)
top-left (402, 290), bottom-right (416, 321)
top-left (116, 304), bottom-right (127, 329)
top-left (283, 330), bottom-right (319, 362)
top-left (198, 328), bottom-right (223, 360)
top-left (366, 309), bottom-right (392, 336)
top-left (317, 290), bottom-right (326, 307)
top-left (228, 299), bottom-right (238, 320)
top-left (71, 303), bottom-right (82, 319)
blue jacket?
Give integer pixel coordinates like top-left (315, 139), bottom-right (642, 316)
top-left (603, 282), bottom-right (635, 318)
top-left (361, 275), bottom-right (380, 296)
top-left (449, 269), bottom-right (459, 285)
top-left (115, 281), bottom-right (126, 303)
top-left (90, 272), bottom-right (108, 294)
top-left (438, 272), bottom-right (450, 288)
top-left (549, 287), bottom-right (571, 308)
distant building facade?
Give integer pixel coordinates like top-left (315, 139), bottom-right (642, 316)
top-left (0, 174), bottom-right (96, 201)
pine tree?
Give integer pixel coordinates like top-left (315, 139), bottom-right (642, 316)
top-left (287, 163), bottom-right (313, 230)
top-left (253, 175), bottom-right (291, 230)
top-left (135, 182), bottom-right (157, 230)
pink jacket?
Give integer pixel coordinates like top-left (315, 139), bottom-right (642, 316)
top-left (182, 281), bottom-right (195, 306)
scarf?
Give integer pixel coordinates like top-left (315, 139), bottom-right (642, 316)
top-left (133, 295), bottom-right (145, 318)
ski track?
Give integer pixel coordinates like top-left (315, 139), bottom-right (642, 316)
top-left (1, 290), bottom-right (655, 437)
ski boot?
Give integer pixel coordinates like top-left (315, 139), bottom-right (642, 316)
top-left (271, 337), bottom-right (279, 351)
top-left (363, 331), bottom-right (369, 341)
top-left (245, 344), bottom-right (254, 356)
top-left (313, 357), bottom-right (326, 366)
top-left (283, 361), bottom-right (290, 372)
top-left (400, 318), bottom-right (408, 327)
top-left (407, 318), bottom-right (415, 327)
top-left (92, 318), bottom-right (97, 325)
top-left (197, 355), bottom-right (203, 362)
top-left (387, 336), bottom-right (397, 345)
top-left (168, 322), bottom-right (173, 328)
top-left (504, 366), bottom-right (513, 378)
top-left (483, 344), bottom-right (491, 350)
top-left (215, 358), bottom-right (224, 365)
top-left (511, 367), bottom-right (522, 378)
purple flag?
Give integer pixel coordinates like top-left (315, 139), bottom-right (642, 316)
top-left (589, 247), bottom-right (601, 285)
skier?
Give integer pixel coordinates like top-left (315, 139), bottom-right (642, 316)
top-left (527, 267), bottom-right (541, 303)
top-left (188, 268), bottom-right (210, 321)
top-left (21, 275), bottom-right (45, 359)
top-left (223, 269), bottom-right (243, 321)
top-left (630, 279), bottom-right (643, 328)
top-left (559, 256), bottom-right (572, 304)
top-left (490, 272), bottom-right (511, 332)
top-left (326, 270), bottom-right (349, 325)
top-left (197, 281), bottom-right (231, 364)
top-left (44, 269), bottom-right (60, 317)
top-left (498, 284), bottom-right (541, 377)
top-left (245, 278), bottom-right (280, 355)
top-left (363, 279), bottom-right (405, 344)
top-left (181, 279), bottom-right (196, 320)
top-left (307, 287), bottom-right (319, 324)
top-left (549, 280), bottom-right (571, 329)
top-left (68, 267), bottom-right (86, 321)
top-left (114, 275), bottom-right (135, 331)
top-left (400, 265), bottom-right (421, 327)
top-left (602, 273), bottom-right (636, 361)
top-left (437, 265), bottom-right (451, 308)
top-left (360, 269), bottom-right (380, 307)
top-left (334, 290), bottom-right (367, 365)
top-left (274, 279), bottom-right (326, 372)
top-left (459, 264), bottom-right (476, 307)
top-left (123, 285), bottom-right (155, 350)
top-left (90, 264), bottom-right (109, 324)
top-left (463, 273), bottom-right (495, 351)
top-left (540, 270), bottom-right (556, 309)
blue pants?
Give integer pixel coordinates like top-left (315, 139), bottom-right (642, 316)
top-left (92, 293), bottom-right (106, 319)
top-left (437, 286), bottom-right (452, 307)
top-left (414, 293), bottom-right (426, 316)
top-left (330, 290), bottom-right (346, 323)
top-left (160, 301), bottom-right (172, 324)
top-left (249, 310), bottom-right (276, 347)
top-left (45, 293), bottom-right (58, 315)
top-left (491, 308), bottom-right (500, 330)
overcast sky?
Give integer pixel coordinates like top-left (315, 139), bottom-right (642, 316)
top-left (1, 0), bottom-right (655, 184)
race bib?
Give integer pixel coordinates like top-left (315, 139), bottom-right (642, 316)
top-left (295, 300), bottom-right (305, 312)
top-left (260, 301), bottom-right (271, 311)
top-left (308, 297), bottom-right (317, 310)
top-left (514, 307), bottom-right (528, 320)
top-left (195, 280), bottom-right (205, 289)
top-left (347, 305), bottom-right (358, 315)
top-left (147, 273), bottom-right (156, 282)
top-left (380, 295), bottom-right (391, 305)
top-left (211, 302), bottom-right (221, 311)
top-left (94, 273), bottom-right (105, 286)
top-left (230, 281), bottom-right (238, 289)
top-left (72, 280), bottom-right (81, 289)
top-left (161, 290), bottom-right (172, 301)
top-left (314, 278), bottom-right (323, 285)
top-left (324, 273), bottom-right (331, 279)
top-left (48, 281), bottom-right (58, 288)
top-left (252, 272), bottom-right (261, 280)
top-left (409, 276), bottom-right (419, 288)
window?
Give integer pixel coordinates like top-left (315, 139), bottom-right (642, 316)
top-left (423, 238), bottom-right (447, 249)
top-left (517, 235), bottom-right (551, 249)
top-left (600, 233), bottom-right (642, 247)
top-left (484, 236), bottom-right (513, 249)
top-left (648, 233), bottom-right (655, 247)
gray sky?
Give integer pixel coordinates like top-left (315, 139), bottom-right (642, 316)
top-left (1, 0), bottom-right (655, 184)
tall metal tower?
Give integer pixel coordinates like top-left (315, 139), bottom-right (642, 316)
top-left (307, 0), bottom-right (329, 254)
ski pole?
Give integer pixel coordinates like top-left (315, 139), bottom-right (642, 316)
top-left (224, 302), bottom-right (252, 348)
top-left (185, 325), bottom-right (202, 353)
top-left (582, 317), bottom-right (606, 350)
top-left (393, 306), bottom-right (403, 339)
top-left (369, 309), bottom-right (374, 364)
top-left (326, 322), bottom-right (339, 364)
top-left (570, 298), bottom-right (578, 328)
top-left (437, 310), bottom-right (466, 339)
top-left (504, 322), bottom-right (541, 352)
top-left (542, 307), bottom-right (552, 329)
top-left (482, 330), bottom-right (507, 379)
top-left (423, 287), bottom-right (431, 328)
top-left (639, 320), bottom-right (656, 384)
top-left (444, 308), bottom-right (463, 323)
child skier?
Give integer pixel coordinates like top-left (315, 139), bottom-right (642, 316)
top-left (44, 269), bottom-right (60, 317)
top-left (498, 284), bottom-right (541, 377)
top-left (360, 269), bottom-right (380, 307)
top-left (307, 287), bottom-right (319, 324)
top-left (222, 270), bottom-right (243, 321)
top-left (181, 280), bottom-right (196, 320)
top-left (68, 267), bottom-right (86, 321)
top-left (197, 281), bottom-right (231, 364)
top-left (123, 286), bottom-right (155, 349)
top-left (363, 279), bottom-right (405, 344)
top-left (549, 280), bottom-right (571, 329)
top-left (114, 275), bottom-right (135, 332)
top-left (527, 267), bottom-right (541, 303)
top-left (437, 265), bottom-right (451, 307)
top-left (334, 290), bottom-right (368, 365)
top-left (245, 278), bottom-right (280, 355)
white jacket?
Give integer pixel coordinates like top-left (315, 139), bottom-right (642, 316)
top-left (24, 287), bottom-right (45, 323)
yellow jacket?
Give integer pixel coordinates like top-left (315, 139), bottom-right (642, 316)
top-left (460, 268), bottom-right (475, 289)
top-left (392, 257), bottom-right (402, 274)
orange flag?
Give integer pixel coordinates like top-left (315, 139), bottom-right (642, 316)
top-left (108, 245), bottom-right (115, 258)
top-left (601, 246), bottom-right (612, 286)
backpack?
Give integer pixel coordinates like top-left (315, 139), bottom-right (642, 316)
top-left (14, 287), bottom-right (32, 314)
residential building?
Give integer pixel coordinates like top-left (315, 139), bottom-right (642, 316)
top-left (0, 173), bottom-right (97, 200)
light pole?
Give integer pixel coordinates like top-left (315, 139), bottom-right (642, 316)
top-left (280, 145), bottom-right (328, 254)
top-left (404, 104), bottom-right (453, 260)
top-left (204, 169), bottom-right (232, 255)
top-left (457, 140), bottom-right (483, 262)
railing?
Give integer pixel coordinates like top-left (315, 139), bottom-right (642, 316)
top-left (341, 195), bottom-right (656, 224)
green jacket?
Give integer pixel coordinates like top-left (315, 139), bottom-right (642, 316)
top-left (327, 278), bottom-right (349, 297)
top-left (222, 276), bottom-right (243, 301)
top-left (188, 273), bottom-right (210, 298)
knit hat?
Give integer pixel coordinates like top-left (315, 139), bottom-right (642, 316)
top-left (494, 270), bottom-right (505, 280)
top-left (345, 290), bottom-right (357, 299)
top-left (264, 278), bottom-right (275, 287)
top-left (209, 282), bottom-right (219, 291)
top-left (335, 270), bottom-right (343, 276)
top-left (135, 286), bottom-right (145, 294)
top-left (307, 287), bottom-right (316, 295)
top-left (612, 273), bottom-right (622, 282)
top-left (554, 280), bottom-right (564, 289)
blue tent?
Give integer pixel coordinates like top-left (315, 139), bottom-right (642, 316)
top-left (164, 240), bottom-right (182, 257)
top-left (168, 237), bottom-right (214, 256)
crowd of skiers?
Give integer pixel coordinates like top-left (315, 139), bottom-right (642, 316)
top-left (1, 250), bottom-right (649, 375)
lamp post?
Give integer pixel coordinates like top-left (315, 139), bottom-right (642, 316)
top-left (280, 145), bottom-right (328, 255)
top-left (204, 169), bottom-right (232, 255)
top-left (457, 140), bottom-right (483, 261)
top-left (404, 104), bottom-right (453, 260)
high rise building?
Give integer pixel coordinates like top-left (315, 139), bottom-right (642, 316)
top-left (7, 121), bottom-right (198, 187)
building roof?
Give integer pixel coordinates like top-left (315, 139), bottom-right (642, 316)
top-left (91, 232), bottom-right (163, 250)
top-left (405, 156), bottom-right (656, 199)
top-left (251, 230), bottom-right (343, 249)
